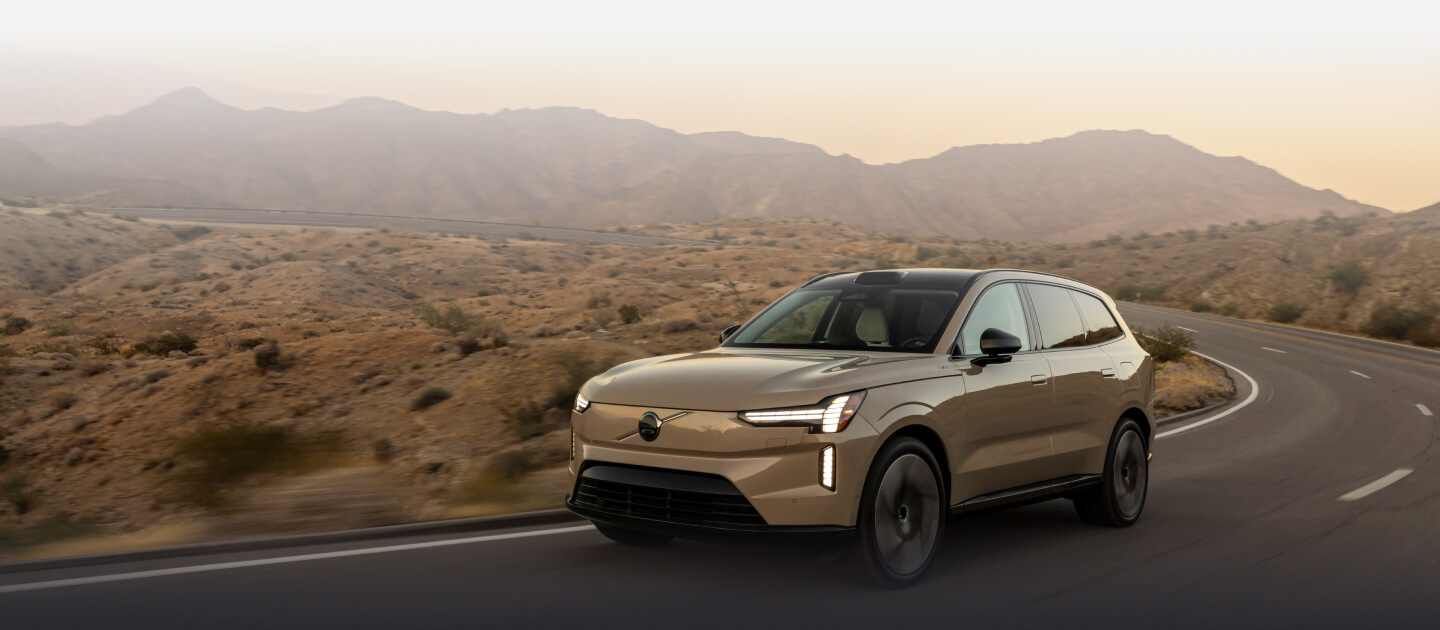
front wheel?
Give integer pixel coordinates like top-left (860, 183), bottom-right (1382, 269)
top-left (1074, 418), bottom-right (1148, 527)
top-left (855, 437), bottom-right (946, 588)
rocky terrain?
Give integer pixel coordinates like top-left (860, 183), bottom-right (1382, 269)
top-left (10, 201), bottom-right (1440, 558)
top-left (0, 89), bottom-right (1382, 242)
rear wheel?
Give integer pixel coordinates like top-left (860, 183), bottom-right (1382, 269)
top-left (1074, 418), bottom-right (1148, 527)
top-left (855, 437), bottom-right (946, 587)
top-left (593, 522), bottom-right (673, 547)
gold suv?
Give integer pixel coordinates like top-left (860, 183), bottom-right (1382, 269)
top-left (567, 269), bottom-right (1154, 586)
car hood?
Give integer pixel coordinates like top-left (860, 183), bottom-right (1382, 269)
top-left (583, 348), bottom-right (940, 411)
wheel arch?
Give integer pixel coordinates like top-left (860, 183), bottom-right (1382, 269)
top-left (881, 423), bottom-right (952, 505)
top-left (1120, 406), bottom-right (1152, 445)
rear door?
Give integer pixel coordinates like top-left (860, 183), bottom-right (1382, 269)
top-left (1023, 283), bottom-right (1121, 477)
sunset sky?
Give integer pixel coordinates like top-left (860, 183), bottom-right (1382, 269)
top-left (8, 1), bottom-right (1439, 210)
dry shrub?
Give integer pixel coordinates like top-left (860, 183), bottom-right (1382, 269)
top-left (1154, 355), bottom-right (1235, 417)
top-left (46, 387), bottom-right (77, 410)
top-left (658, 318), bottom-right (698, 334)
top-left (1134, 325), bottom-right (1194, 362)
top-left (172, 420), bottom-right (342, 507)
top-left (132, 331), bottom-right (197, 356)
top-left (411, 387), bottom-right (452, 411)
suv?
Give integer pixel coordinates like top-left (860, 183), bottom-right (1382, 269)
top-left (567, 269), bottom-right (1154, 586)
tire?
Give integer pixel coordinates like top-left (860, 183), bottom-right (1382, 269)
top-left (1074, 418), bottom-right (1148, 527)
top-left (855, 437), bottom-right (946, 588)
top-left (593, 522), bottom-right (673, 547)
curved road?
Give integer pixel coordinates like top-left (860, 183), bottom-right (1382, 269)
top-left (2, 304), bottom-right (1438, 628)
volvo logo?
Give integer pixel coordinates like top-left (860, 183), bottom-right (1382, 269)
top-left (638, 412), bottom-right (662, 442)
top-left (627, 411), bottom-right (689, 442)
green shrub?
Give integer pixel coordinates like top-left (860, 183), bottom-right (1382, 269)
top-left (1361, 301), bottom-right (1437, 344)
top-left (2, 474), bottom-right (34, 515)
top-left (617, 304), bottom-right (641, 324)
top-left (132, 331), bottom-right (198, 356)
top-left (1266, 302), bottom-right (1306, 323)
top-left (1327, 260), bottom-right (1368, 293)
top-left (1134, 325), bottom-right (1196, 362)
top-left (420, 304), bottom-right (494, 335)
top-left (586, 293), bottom-right (613, 309)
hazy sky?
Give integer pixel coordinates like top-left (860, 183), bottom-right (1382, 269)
top-left (8, 1), bottom-right (1439, 210)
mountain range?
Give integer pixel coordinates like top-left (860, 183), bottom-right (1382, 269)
top-left (0, 88), bottom-right (1389, 242)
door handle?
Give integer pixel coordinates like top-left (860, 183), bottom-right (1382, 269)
top-left (1030, 375), bottom-right (1048, 385)
top-left (1101, 368), bottom-right (1116, 378)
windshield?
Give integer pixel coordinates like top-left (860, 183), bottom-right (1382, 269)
top-left (726, 286), bottom-right (963, 353)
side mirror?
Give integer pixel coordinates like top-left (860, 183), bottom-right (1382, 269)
top-left (979, 328), bottom-right (1023, 355)
top-left (719, 324), bottom-right (741, 343)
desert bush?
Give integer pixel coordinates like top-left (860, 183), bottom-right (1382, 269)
top-left (78, 359), bottom-right (109, 376)
top-left (410, 387), bottom-right (452, 411)
top-left (46, 387), bottom-right (78, 410)
top-left (1135, 325), bottom-right (1195, 362)
top-left (145, 369), bottom-right (170, 384)
top-left (420, 304), bottom-right (496, 336)
top-left (172, 226), bottom-right (212, 241)
top-left (43, 322), bottom-right (76, 337)
top-left (235, 337), bottom-right (268, 351)
top-left (1361, 301), bottom-right (1437, 344)
top-left (1266, 302), bottom-right (1306, 323)
top-left (499, 400), bottom-right (551, 440)
top-left (915, 246), bottom-right (940, 261)
top-left (0, 344), bottom-right (17, 358)
top-left (1, 474), bottom-right (34, 515)
top-left (89, 336), bottom-right (123, 355)
top-left (586, 293), bottom-right (613, 309)
top-left (1113, 283), bottom-right (1168, 303)
top-left (253, 340), bottom-right (290, 371)
top-left (2, 315), bottom-right (31, 336)
top-left (1188, 298), bottom-right (1215, 313)
top-left (659, 318), bottom-right (699, 334)
top-left (132, 331), bottom-right (198, 356)
top-left (1327, 260), bottom-right (1368, 293)
top-left (545, 355), bottom-right (613, 412)
top-left (173, 420), bottom-right (340, 507)
top-left (617, 304), bottom-right (641, 324)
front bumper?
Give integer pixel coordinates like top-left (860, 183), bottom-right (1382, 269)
top-left (568, 402), bottom-right (880, 529)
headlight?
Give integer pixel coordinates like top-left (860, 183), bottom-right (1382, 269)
top-left (574, 393), bottom-right (590, 414)
top-left (739, 391), bottom-right (867, 434)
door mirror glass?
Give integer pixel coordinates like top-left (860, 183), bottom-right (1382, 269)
top-left (719, 324), bottom-right (741, 343)
top-left (979, 328), bottom-right (1023, 356)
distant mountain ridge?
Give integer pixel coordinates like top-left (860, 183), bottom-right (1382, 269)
top-left (0, 88), bottom-right (1387, 242)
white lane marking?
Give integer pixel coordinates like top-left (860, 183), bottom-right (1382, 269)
top-left (0, 525), bottom-right (595, 595)
top-left (1176, 326), bottom-right (1197, 332)
top-left (1157, 352), bottom-right (1260, 439)
top-left (1262, 347), bottom-right (1287, 354)
top-left (1350, 370), bottom-right (1371, 379)
top-left (1419, 404), bottom-right (1433, 417)
top-left (1338, 469), bottom-right (1414, 502)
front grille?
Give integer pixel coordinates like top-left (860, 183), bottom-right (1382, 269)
top-left (574, 465), bottom-right (767, 528)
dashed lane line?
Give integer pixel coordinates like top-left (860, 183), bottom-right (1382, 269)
top-left (1350, 370), bottom-right (1371, 379)
top-left (1338, 469), bottom-right (1414, 502)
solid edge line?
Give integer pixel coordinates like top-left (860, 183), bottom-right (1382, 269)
top-left (1262, 347), bottom-right (1287, 353)
top-left (1156, 352), bottom-right (1260, 439)
top-left (0, 525), bottom-right (596, 595)
top-left (0, 509), bottom-right (583, 576)
top-left (1350, 370), bottom-right (1371, 379)
top-left (1337, 469), bottom-right (1414, 502)
top-left (1420, 404), bottom-right (1434, 417)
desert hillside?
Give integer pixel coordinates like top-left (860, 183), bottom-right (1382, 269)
top-left (4, 205), bottom-right (1436, 556)
top-left (0, 89), bottom-right (1382, 242)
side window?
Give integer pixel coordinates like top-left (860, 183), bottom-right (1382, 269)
top-left (1026, 284), bottom-right (1088, 349)
top-left (1073, 291), bottom-right (1123, 345)
top-left (958, 284), bottom-right (1031, 355)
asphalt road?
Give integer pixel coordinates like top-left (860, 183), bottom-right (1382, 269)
top-left (96, 207), bottom-right (711, 246)
top-left (3, 304), bottom-right (1438, 629)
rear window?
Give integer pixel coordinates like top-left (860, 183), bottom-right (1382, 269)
top-left (1073, 291), bottom-right (1123, 345)
top-left (1026, 284), bottom-right (1088, 349)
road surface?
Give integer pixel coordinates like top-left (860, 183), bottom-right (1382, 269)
top-left (2, 304), bottom-right (1437, 628)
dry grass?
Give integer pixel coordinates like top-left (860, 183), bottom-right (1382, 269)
top-left (1154, 355), bottom-right (1235, 418)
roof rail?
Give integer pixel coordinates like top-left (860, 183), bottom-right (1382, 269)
top-left (801, 271), bottom-right (851, 287)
